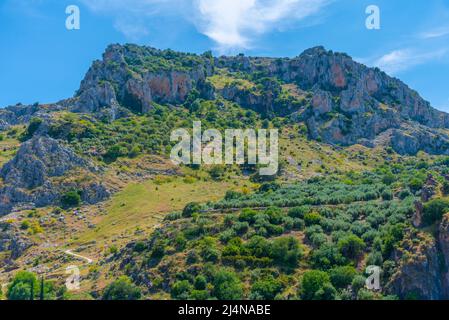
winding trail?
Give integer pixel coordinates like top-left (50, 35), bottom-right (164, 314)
top-left (64, 250), bottom-right (94, 264)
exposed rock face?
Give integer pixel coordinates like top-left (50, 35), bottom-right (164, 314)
top-left (74, 44), bottom-right (214, 117)
top-left (0, 136), bottom-right (109, 215)
top-left (3, 44), bottom-right (449, 155)
top-left (215, 46), bottom-right (449, 154)
top-left (1, 136), bottom-right (89, 189)
top-left (439, 214), bottom-right (449, 297)
top-left (387, 230), bottom-right (444, 300)
top-left (0, 222), bottom-right (33, 261)
top-left (0, 103), bottom-right (64, 129)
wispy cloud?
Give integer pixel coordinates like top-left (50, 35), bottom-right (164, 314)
top-left (193, 0), bottom-right (332, 51)
top-left (371, 48), bottom-right (448, 75)
top-left (80, 0), bottom-right (332, 52)
top-left (418, 26), bottom-right (449, 39)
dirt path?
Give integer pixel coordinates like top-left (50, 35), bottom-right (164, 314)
top-left (64, 250), bottom-right (94, 264)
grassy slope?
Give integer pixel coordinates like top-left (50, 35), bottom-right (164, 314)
top-left (73, 177), bottom-right (252, 248)
top-left (0, 136), bottom-right (20, 168)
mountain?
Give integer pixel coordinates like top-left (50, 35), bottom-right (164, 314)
top-left (2, 44), bottom-right (449, 155)
top-left (2, 44), bottom-right (449, 300)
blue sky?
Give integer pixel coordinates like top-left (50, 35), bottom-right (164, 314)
top-left (1, 0), bottom-right (449, 112)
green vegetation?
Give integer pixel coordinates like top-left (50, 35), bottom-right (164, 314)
top-left (102, 276), bottom-right (141, 300)
top-left (6, 272), bottom-right (59, 300)
top-left (61, 190), bottom-right (82, 208)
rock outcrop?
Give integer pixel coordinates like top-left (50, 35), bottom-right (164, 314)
top-left (0, 136), bottom-right (109, 215)
top-left (439, 214), bottom-right (449, 297)
top-left (0, 222), bottom-right (33, 262)
top-left (3, 44), bottom-right (449, 156)
top-left (1, 136), bottom-right (90, 189)
top-left (215, 46), bottom-right (449, 154)
top-left (73, 44), bottom-right (214, 117)
top-left (387, 230), bottom-right (444, 300)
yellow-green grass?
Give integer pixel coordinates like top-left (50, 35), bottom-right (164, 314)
top-left (207, 71), bottom-right (255, 91)
top-left (0, 136), bottom-right (20, 167)
top-left (73, 177), bottom-right (249, 247)
top-left (278, 126), bottom-right (381, 179)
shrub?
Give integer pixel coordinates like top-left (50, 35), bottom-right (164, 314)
top-left (128, 145), bottom-right (141, 158)
top-left (351, 275), bottom-right (366, 294)
top-left (102, 276), bottom-right (141, 300)
top-left (61, 191), bottom-right (81, 208)
top-left (338, 235), bottom-right (365, 261)
top-left (382, 173), bottom-right (396, 185)
top-left (329, 266), bottom-right (358, 289)
top-left (194, 276), bottom-right (207, 291)
top-left (104, 144), bottom-right (128, 161)
top-left (21, 117), bottom-right (42, 141)
top-left (134, 241), bottom-right (146, 253)
top-left (182, 202), bottom-right (201, 217)
top-left (442, 181), bottom-right (449, 196)
top-left (7, 271), bottom-right (38, 300)
top-left (225, 190), bottom-right (242, 200)
top-left (270, 237), bottom-right (302, 268)
top-left (209, 165), bottom-right (225, 180)
top-left (288, 206), bottom-right (310, 219)
top-left (239, 208), bottom-right (258, 224)
top-left (310, 244), bottom-right (346, 270)
top-left (381, 189), bottom-right (393, 201)
top-left (300, 270), bottom-right (336, 300)
top-left (304, 212), bottom-right (322, 226)
top-left (213, 269), bottom-right (244, 300)
top-left (171, 280), bottom-right (193, 300)
top-left (258, 182), bottom-right (280, 193)
top-left (409, 177), bottom-right (424, 192)
top-left (423, 199), bottom-right (449, 226)
top-left (250, 276), bottom-right (283, 300)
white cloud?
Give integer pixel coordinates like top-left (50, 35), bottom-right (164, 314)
top-left (194, 0), bottom-right (331, 51)
top-left (114, 19), bottom-right (150, 41)
top-left (80, 0), bottom-right (332, 51)
top-left (372, 48), bottom-right (447, 75)
top-left (419, 26), bottom-right (449, 39)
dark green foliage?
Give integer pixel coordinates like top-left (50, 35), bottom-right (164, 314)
top-left (300, 270), bottom-right (336, 300)
top-left (194, 275), bottom-right (207, 290)
top-left (329, 266), bottom-right (358, 289)
top-left (288, 206), bottom-right (310, 219)
top-left (20, 117), bottom-right (42, 141)
top-left (270, 237), bottom-right (303, 268)
top-left (102, 276), bottom-right (141, 300)
top-left (209, 166), bottom-right (225, 180)
top-left (423, 199), bottom-right (449, 226)
top-left (338, 235), bottom-right (365, 261)
top-left (304, 212), bottom-right (322, 226)
top-left (212, 269), bottom-right (244, 300)
top-left (6, 271), bottom-right (57, 300)
top-left (442, 181), bottom-right (449, 196)
top-left (183, 202), bottom-right (201, 217)
top-left (250, 276), bottom-right (284, 300)
top-left (171, 280), bottom-right (194, 299)
top-left (7, 271), bottom-right (38, 300)
top-left (61, 190), bottom-right (81, 208)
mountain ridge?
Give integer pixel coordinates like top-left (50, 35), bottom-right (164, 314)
top-left (1, 43), bottom-right (448, 156)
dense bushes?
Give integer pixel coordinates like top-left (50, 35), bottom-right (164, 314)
top-left (102, 276), bottom-right (141, 300)
top-left (6, 271), bottom-right (57, 300)
top-left (423, 199), bottom-right (449, 226)
top-left (61, 190), bottom-right (82, 208)
top-left (300, 270), bottom-right (336, 300)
